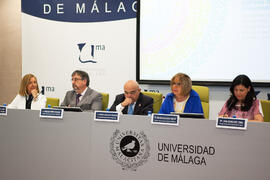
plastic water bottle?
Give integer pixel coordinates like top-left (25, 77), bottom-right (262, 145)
top-left (106, 108), bottom-right (110, 111)
top-left (232, 115), bottom-right (237, 118)
top-left (48, 104), bottom-right (51, 108)
top-left (148, 111), bottom-right (152, 116)
top-left (3, 103), bottom-right (7, 106)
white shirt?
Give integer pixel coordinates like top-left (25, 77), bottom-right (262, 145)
top-left (116, 102), bottom-right (137, 114)
top-left (78, 87), bottom-right (88, 102)
top-left (173, 95), bottom-right (190, 113)
top-left (8, 94), bottom-right (47, 110)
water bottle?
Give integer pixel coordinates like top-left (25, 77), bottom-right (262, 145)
top-left (48, 104), bottom-right (51, 108)
top-left (106, 108), bottom-right (110, 111)
top-left (148, 111), bottom-right (152, 116)
top-left (3, 103), bottom-right (7, 106)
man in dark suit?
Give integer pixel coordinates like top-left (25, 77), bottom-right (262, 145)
top-left (61, 70), bottom-right (102, 111)
top-left (109, 80), bottom-right (153, 115)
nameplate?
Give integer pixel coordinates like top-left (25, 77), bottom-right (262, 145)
top-left (40, 108), bottom-right (63, 119)
top-left (0, 106), bottom-right (7, 116)
top-left (151, 114), bottom-right (179, 126)
top-left (94, 111), bottom-right (120, 122)
top-left (216, 117), bottom-right (247, 130)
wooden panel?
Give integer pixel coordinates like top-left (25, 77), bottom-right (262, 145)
top-left (0, 0), bottom-right (22, 105)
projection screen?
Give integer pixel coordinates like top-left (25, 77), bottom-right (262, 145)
top-left (137, 0), bottom-right (270, 86)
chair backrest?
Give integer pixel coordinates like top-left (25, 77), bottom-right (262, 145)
top-left (46, 97), bottom-right (60, 108)
top-left (261, 100), bottom-right (270, 122)
top-left (141, 91), bottom-right (163, 113)
top-left (192, 85), bottom-right (209, 119)
top-left (100, 92), bottom-right (109, 111)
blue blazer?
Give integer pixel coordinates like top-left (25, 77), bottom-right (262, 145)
top-left (159, 89), bottom-right (203, 114)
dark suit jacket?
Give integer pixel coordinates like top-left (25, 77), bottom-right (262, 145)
top-left (61, 87), bottom-right (102, 111)
top-left (109, 93), bottom-right (153, 115)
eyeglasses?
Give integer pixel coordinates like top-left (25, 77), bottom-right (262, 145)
top-left (124, 90), bottom-right (138, 95)
top-left (71, 78), bottom-right (83, 82)
top-left (171, 82), bottom-right (181, 86)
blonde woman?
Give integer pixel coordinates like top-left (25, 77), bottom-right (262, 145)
top-left (8, 74), bottom-right (46, 110)
top-left (159, 73), bottom-right (203, 114)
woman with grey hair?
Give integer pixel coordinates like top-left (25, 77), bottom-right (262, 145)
top-left (159, 73), bottom-right (203, 114)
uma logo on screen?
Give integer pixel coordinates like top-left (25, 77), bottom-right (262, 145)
top-left (110, 129), bottom-right (150, 171)
top-left (77, 43), bottom-right (105, 63)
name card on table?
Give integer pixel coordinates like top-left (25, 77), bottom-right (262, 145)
top-left (0, 106), bottom-right (7, 116)
top-left (216, 117), bottom-right (248, 130)
top-left (94, 111), bottom-right (120, 122)
top-left (151, 114), bottom-right (179, 126)
top-left (40, 108), bottom-right (63, 119)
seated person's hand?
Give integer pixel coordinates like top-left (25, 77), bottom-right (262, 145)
top-left (31, 89), bottom-right (39, 99)
top-left (121, 98), bottom-right (132, 107)
top-left (219, 114), bottom-right (228, 117)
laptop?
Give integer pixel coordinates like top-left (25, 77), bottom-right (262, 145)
top-left (170, 112), bottom-right (204, 119)
top-left (53, 106), bottom-right (83, 112)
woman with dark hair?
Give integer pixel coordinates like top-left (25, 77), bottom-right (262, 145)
top-left (159, 73), bottom-right (203, 114)
top-left (8, 74), bottom-right (46, 110)
top-left (219, 74), bottom-right (264, 122)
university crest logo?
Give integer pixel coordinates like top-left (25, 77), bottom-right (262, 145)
top-left (110, 129), bottom-right (150, 171)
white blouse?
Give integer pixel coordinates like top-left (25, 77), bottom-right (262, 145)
top-left (8, 94), bottom-right (47, 110)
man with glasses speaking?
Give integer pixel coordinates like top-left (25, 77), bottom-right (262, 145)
top-left (61, 70), bottom-right (102, 111)
top-left (109, 80), bottom-right (153, 115)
